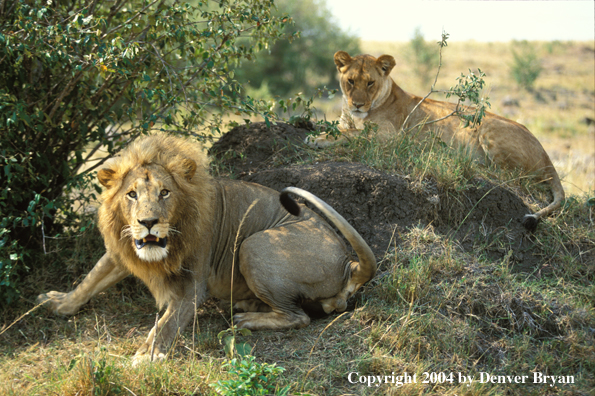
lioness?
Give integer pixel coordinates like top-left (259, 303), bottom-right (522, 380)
top-left (308, 51), bottom-right (565, 230)
top-left (37, 134), bottom-right (376, 364)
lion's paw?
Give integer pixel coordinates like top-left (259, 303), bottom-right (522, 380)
top-left (36, 291), bottom-right (81, 316)
top-left (131, 344), bottom-right (166, 366)
top-left (304, 135), bottom-right (332, 149)
top-left (233, 312), bottom-right (257, 329)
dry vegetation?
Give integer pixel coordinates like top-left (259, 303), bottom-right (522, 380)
top-left (1, 40), bottom-right (594, 395)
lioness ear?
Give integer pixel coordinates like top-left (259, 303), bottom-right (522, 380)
top-left (376, 55), bottom-right (396, 76)
top-left (97, 168), bottom-right (116, 188)
top-left (334, 51), bottom-right (353, 73)
top-left (180, 158), bottom-right (197, 181)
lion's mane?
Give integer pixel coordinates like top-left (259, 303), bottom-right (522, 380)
top-left (97, 134), bottom-right (215, 304)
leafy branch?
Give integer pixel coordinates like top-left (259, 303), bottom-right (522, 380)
top-left (402, 30), bottom-right (491, 133)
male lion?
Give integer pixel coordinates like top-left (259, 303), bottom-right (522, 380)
top-left (37, 134), bottom-right (376, 364)
top-left (308, 51), bottom-right (565, 231)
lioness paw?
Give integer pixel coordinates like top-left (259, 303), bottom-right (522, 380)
top-left (36, 291), bottom-right (82, 316)
top-left (131, 351), bottom-right (166, 366)
top-left (305, 135), bottom-right (333, 149)
top-left (131, 344), bottom-right (166, 366)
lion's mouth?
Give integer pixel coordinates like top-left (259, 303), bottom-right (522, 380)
top-left (351, 109), bottom-right (368, 118)
top-left (134, 235), bottom-right (167, 249)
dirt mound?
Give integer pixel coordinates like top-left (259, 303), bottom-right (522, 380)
top-left (212, 122), bottom-right (539, 268)
top-left (209, 121), bottom-right (310, 176)
top-left (242, 163), bottom-right (531, 259)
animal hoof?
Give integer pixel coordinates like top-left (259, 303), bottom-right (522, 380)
top-left (522, 214), bottom-right (539, 232)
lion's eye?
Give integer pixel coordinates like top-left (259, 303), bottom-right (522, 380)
top-left (127, 191), bottom-right (137, 199)
top-left (347, 79), bottom-right (354, 86)
top-left (160, 189), bottom-right (170, 198)
top-left (367, 81), bottom-right (375, 88)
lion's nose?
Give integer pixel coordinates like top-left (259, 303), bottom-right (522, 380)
top-left (138, 218), bottom-right (159, 230)
top-left (353, 101), bottom-right (364, 109)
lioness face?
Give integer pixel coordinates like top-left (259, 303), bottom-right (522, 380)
top-left (334, 51), bottom-right (396, 118)
top-left (120, 165), bottom-right (177, 262)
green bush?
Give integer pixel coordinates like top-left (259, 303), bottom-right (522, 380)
top-left (510, 41), bottom-right (543, 91)
top-left (0, 0), bottom-right (289, 304)
top-left (210, 356), bottom-right (290, 396)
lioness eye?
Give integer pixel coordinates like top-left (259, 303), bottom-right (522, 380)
top-left (160, 189), bottom-right (170, 197)
top-left (347, 79), bottom-right (354, 85)
top-left (367, 81), bottom-right (375, 88)
top-left (127, 191), bottom-right (137, 199)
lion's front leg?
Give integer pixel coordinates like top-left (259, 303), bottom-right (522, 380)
top-left (37, 253), bottom-right (128, 315)
top-left (132, 280), bottom-right (207, 365)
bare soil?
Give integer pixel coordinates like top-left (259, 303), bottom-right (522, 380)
top-left (210, 122), bottom-right (547, 271)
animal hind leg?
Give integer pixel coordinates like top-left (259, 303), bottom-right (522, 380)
top-left (235, 218), bottom-right (349, 331)
top-left (234, 299), bottom-right (272, 313)
top-left (235, 258), bottom-right (310, 330)
top-left (235, 259), bottom-right (312, 330)
top-left (233, 309), bottom-right (310, 330)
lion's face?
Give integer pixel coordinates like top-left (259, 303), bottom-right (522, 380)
top-left (98, 157), bottom-right (198, 263)
top-left (334, 51), bottom-right (396, 118)
top-left (119, 165), bottom-right (178, 261)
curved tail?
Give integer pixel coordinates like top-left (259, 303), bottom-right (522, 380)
top-left (280, 187), bottom-right (377, 286)
top-left (522, 163), bottom-right (565, 232)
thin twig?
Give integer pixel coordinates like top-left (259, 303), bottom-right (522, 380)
top-left (301, 311), bottom-right (349, 390)
top-left (150, 311), bottom-right (160, 361)
top-left (230, 201), bottom-right (259, 329)
top-left (41, 221), bottom-right (47, 254)
top-left (404, 109), bottom-right (458, 134)
top-left (402, 32), bottom-right (449, 133)
top-left (0, 301), bottom-right (46, 337)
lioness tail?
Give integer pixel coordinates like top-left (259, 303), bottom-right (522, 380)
top-left (279, 187), bottom-right (377, 285)
top-left (521, 163), bottom-right (565, 231)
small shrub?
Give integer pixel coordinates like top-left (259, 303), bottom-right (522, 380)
top-left (210, 355), bottom-right (290, 396)
top-left (510, 41), bottom-right (543, 91)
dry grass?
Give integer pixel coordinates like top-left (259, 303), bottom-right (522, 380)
top-left (1, 39), bottom-right (594, 395)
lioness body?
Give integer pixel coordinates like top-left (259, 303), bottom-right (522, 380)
top-left (309, 52), bottom-right (565, 230)
top-left (38, 135), bottom-right (376, 364)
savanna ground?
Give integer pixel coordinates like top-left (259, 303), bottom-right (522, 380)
top-left (0, 40), bottom-right (594, 395)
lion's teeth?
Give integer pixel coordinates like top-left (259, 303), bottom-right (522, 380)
top-left (143, 238), bottom-right (147, 243)
top-left (155, 237), bottom-right (160, 242)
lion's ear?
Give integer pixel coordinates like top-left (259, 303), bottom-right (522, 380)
top-left (180, 158), bottom-right (197, 181)
top-left (334, 51), bottom-right (353, 72)
top-left (97, 168), bottom-right (116, 188)
top-left (376, 55), bottom-right (396, 76)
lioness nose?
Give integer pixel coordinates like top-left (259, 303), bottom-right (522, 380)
top-left (353, 101), bottom-right (364, 109)
top-left (138, 218), bottom-right (158, 230)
